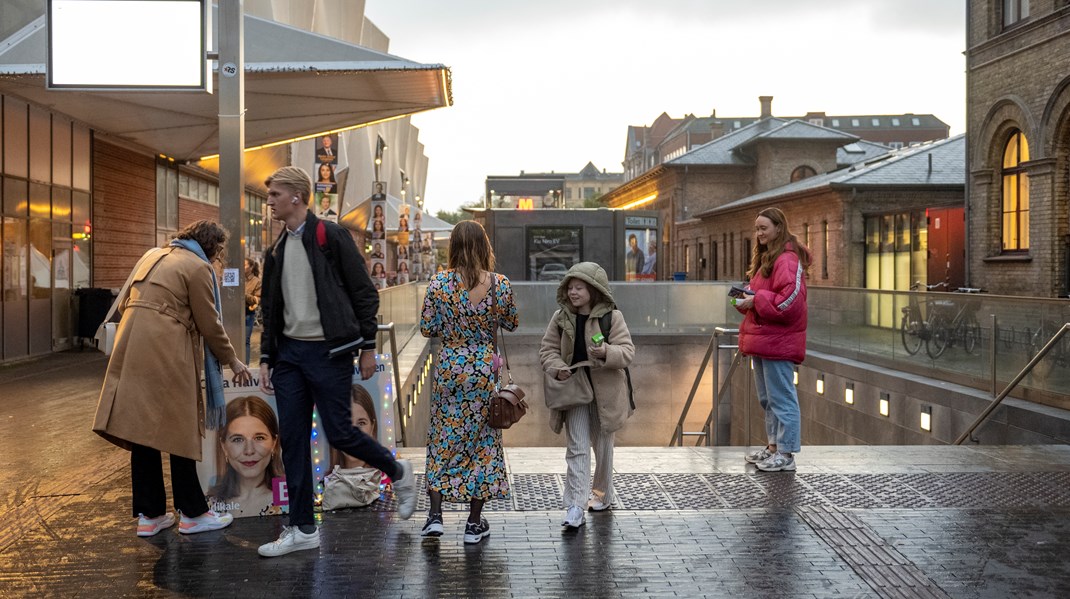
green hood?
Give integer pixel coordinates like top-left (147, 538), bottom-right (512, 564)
top-left (555, 262), bottom-right (616, 341)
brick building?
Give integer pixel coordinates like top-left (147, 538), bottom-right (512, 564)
top-left (605, 116), bottom-right (892, 281)
top-left (966, 0), bottom-right (1070, 297)
top-left (624, 96), bottom-right (950, 183)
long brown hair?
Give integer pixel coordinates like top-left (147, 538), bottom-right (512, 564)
top-left (447, 220), bottom-right (495, 289)
top-left (746, 207), bottom-right (812, 279)
top-left (210, 396), bottom-right (284, 500)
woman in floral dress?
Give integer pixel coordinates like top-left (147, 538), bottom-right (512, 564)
top-left (419, 220), bottom-right (518, 544)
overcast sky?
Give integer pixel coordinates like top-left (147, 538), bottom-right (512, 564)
top-left (364, 1), bottom-right (966, 214)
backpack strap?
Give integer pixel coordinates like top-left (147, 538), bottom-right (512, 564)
top-left (597, 310), bottom-right (636, 412)
top-left (316, 220), bottom-right (328, 251)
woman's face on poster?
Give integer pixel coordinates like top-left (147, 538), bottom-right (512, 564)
top-left (352, 402), bottom-right (375, 438)
top-left (222, 415), bottom-right (275, 483)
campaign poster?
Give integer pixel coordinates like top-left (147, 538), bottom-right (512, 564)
top-left (198, 376), bottom-right (288, 518)
top-left (315, 163), bottom-right (338, 195)
top-left (314, 191), bottom-right (338, 222)
top-left (624, 228), bottom-right (658, 282)
top-left (315, 134), bottom-right (338, 165)
top-left (322, 354), bottom-right (397, 481)
top-left (397, 203), bottom-right (410, 247)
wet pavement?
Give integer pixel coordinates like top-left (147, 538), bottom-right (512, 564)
top-left (2, 351), bottom-right (1070, 598)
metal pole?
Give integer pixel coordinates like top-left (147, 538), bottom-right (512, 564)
top-left (990, 314), bottom-right (997, 398)
top-left (955, 323), bottom-right (1070, 444)
top-left (218, 0), bottom-right (246, 356)
top-left (710, 337), bottom-right (720, 447)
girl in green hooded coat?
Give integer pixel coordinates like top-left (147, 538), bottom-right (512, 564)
top-left (539, 262), bottom-right (635, 529)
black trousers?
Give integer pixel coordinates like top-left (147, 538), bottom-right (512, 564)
top-left (130, 443), bottom-right (209, 519)
top-left (273, 337), bottom-right (400, 527)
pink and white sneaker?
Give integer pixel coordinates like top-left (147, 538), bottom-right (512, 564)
top-left (137, 512), bottom-right (176, 537)
top-left (178, 510), bottom-right (233, 534)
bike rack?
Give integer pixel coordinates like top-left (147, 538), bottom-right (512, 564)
top-left (670, 327), bottom-right (740, 446)
top-left (955, 321), bottom-right (1070, 445)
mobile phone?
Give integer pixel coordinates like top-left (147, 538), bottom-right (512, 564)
top-left (728, 285), bottom-right (749, 299)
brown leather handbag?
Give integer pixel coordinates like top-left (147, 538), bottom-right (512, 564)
top-left (487, 275), bottom-right (527, 429)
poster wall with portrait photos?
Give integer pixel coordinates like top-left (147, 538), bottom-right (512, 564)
top-left (369, 181), bottom-right (387, 290)
top-left (314, 134), bottom-right (339, 222)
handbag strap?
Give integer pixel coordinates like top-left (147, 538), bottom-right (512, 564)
top-left (489, 273), bottom-right (513, 386)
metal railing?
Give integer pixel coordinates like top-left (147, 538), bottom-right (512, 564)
top-left (955, 322), bottom-right (1070, 444)
top-left (670, 327), bottom-right (741, 446)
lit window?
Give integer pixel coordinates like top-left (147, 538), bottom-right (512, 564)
top-left (1003, 0), bottom-right (1030, 27)
top-left (1001, 130), bottom-right (1030, 252)
top-left (891, 118), bottom-right (900, 126)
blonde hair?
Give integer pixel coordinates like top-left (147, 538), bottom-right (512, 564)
top-left (747, 206), bottom-right (812, 279)
top-left (265, 166), bottom-right (312, 205)
top-left (447, 220), bottom-right (495, 289)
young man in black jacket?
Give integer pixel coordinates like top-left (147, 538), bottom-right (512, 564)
top-left (256, 166), bottom-right (416, 557)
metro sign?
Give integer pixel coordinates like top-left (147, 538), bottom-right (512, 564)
top-left (517, 198), bottom-right (534, 210)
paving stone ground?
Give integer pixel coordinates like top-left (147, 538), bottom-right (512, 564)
top-left (2, 351), bottom-right (1070, 598)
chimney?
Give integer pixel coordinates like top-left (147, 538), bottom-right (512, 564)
top-left (759, 95), bottom-right (773, 119)
top-left (711, 108), bottom-right (717, 118)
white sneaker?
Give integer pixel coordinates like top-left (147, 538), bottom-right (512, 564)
top-left (136, 512), bottom-right (175, 537)
top-left (587, 498), bottom-right (612, 512)
top-left (258, 526), bottom-right (321, 557)
top-left (562, 505), bottom-right (586, 529)
top-left (392, 459), bottom-right (417, 520)
top-left (177, 510), bottom-right (232, 534)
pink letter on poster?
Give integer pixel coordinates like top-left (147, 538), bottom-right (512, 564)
top-left (273, 478), bottom-right (289, 505)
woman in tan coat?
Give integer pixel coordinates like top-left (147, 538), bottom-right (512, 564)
top-left (93, 220), bottom-right (252, 537)
top-left (539, 262), bottom-right (634, 529)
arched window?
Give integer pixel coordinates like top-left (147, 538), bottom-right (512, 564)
top-left (791, 165), bottom-right (816, 182)
top-left (1001, 130), bottom-right (1030, 252)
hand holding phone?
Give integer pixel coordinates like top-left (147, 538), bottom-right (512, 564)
top-left (729, 285), bottom-right (751, 299)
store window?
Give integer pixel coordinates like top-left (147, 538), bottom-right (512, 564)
top-left (864, 211), bottom-right (927, 328)
top-left (527, 227), bottom-right (581, 281)
top-left (1001, 130), bottom-right (1030, 252)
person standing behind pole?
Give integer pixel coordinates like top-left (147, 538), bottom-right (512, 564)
top-left (735, 207), bottom-right (810, 472)
top-left (539, 262), bottom-right (634, 528)
top-left (244, 258), bottom-right (261, 363)
top-left (418, 220), bottom-right (518, 544)
top-left (93, 220), bottom-right (253, 537)
top-left (256, 166), bottom-right (416, 558)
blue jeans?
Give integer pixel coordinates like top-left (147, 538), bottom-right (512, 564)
top-left (272, 336), bottom-right (400, 527)
top-left (751, 357), bottom-right (801, 453)
top-left (245, 312), bottom-right (255, 363)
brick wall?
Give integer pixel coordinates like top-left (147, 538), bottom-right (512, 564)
top-left (967, 0), bottom-right (1070, 297)
top-left (92, 141), bottom-right (156, 288)
top-left (752, 142), bottom-right (838, 194)
top-left (179, 197), bottom-right (221, 229)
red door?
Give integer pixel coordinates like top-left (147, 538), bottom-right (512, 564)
top-left (927, 207), bottom-right (965, 289)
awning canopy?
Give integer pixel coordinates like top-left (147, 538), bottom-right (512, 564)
top-left (0, 12), bottom-right (452, 161)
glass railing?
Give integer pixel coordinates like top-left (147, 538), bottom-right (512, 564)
top-left (389, 279), bottom-right (1070, 400)
top-left (807, 286), bottom-right (1070, 399)
top-left (510, 282), bottom-right (742, 335)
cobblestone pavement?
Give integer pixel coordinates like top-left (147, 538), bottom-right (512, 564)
top-left (2, 352), bottom-right (1070, 598)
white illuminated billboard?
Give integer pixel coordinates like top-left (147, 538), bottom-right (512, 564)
top-left (47, 0), bottom-right (208, 90)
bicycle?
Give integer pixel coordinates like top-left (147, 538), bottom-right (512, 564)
top-left (900, 282), bottom-right (946, 355)
top-left (926, 287), bottom-right (984, 359)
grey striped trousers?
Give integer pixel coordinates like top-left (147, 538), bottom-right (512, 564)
top-left (563, 400), bottom-right (615, 509)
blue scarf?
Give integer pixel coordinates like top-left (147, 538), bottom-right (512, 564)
top-left (170, 238), bottom-right (226, 430)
